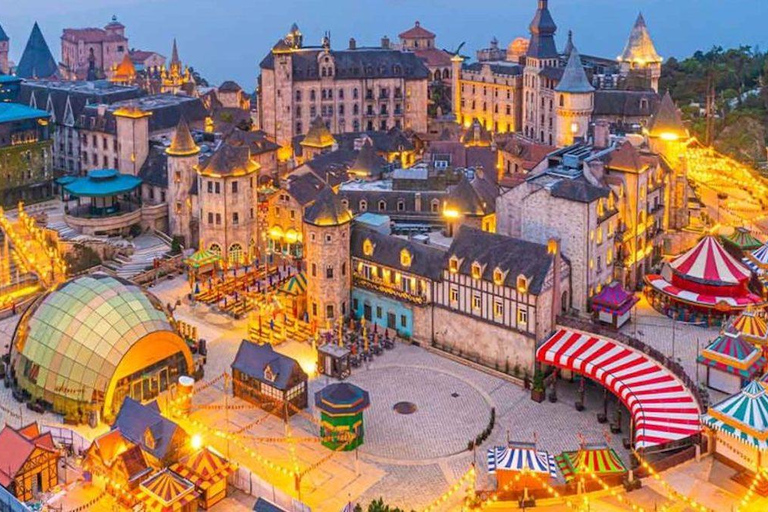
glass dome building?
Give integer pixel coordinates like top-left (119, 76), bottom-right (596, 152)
top-left (11, 274), bottom-right (193, 423)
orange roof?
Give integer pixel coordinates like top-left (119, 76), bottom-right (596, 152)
top-left (170, 447), bottom-right (236, 490)
top-left (413, 48), bottom-right (453, 67)
top-left (137, 469), bottom-right (197, 509)
top-left (112, 53), bottom-right (136, 80)
top-left (0, 423), bottom-right (58, 487)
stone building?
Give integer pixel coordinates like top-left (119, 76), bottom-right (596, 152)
top-left (0, 103), bottom-right (53, 207)
top-left (166, 118), bottom-right (200, 247)
top-left (60, 16), bottom-right (129, 80)
top-left (18, 80), bottom-right (143, 175)
top-left (617, 14), bottom-right (662, 93)
top-left (554, 46), bottom-right (594, 147)
top-left (453, 60), bottom-right (522, 133)
top-left (398, 21), bottom-right (453, 110)
top-left (258, 24), bottom-right (429, 150)
top-left (303, 187), bottom-right (353, 325)
top-left (0, 23), bottom-right (9, 75)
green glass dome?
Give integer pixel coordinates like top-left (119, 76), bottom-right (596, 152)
top-left (12, 274), bottom-right (187, 419)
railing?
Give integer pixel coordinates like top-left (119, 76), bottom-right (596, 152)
top-left (65, 200), bottom-right (141, 219)
top-left (353, 274), bottom-right (427, 305)
top-left (555, 315), bottom-right (708, 411)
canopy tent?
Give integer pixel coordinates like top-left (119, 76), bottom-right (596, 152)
top-left (278, 272), bottom-right (307, 296)
top-left (185, 248), bottom-right (221, 270)
top-left (556, 444), bottom-right (627, 483)
top-left (697, 327), bottom-right (765, 380)
top-left (170, 447), bottom-right (236, 509)
top-left (743, 241), bottom-right (768, 274)
top-left (591, 283), bottom-right (639, 328)
top-left (537, 329), bottom-right (701, 449)
top-left (731, 310), bottom-right (768, 345)
top-left (487, 445), bottom-right (557, 476)
top-left (670, 235), bottom-right (752, 286)
top-left (644, 275), bottom-right (762, 309)
top-left (62, 169), bottom-right (142, 198)
top-left (702, 381), bottom-right (768, 450)
top-left (134, 469), bottom-right (199, 512)
top-left (723, 227), bottom-right (763, 252)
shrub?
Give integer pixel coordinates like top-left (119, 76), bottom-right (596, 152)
top-left (63, 244), bottom-right (101, 274)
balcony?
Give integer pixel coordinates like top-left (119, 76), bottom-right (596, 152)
top-left (353, 274), bottom-right (427, 305)
top-left (64, 199), bottom-right (142, 236)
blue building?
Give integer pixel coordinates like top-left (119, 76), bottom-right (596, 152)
top-left (0, 75), bottom-right (22, 103)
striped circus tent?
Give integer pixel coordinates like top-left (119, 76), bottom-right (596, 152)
top-left (486, 445), bottom-right (557, 476)
top-left (670, 235), bottom-right (751, 285)
top-left (279, 272), bottom-right (307, 296)
top-left (170, 447), bottom-right (236, 490)
top-left (555, 444), bottom-right (627, 483)
top-left (723, 227), bottom-right (763, 252)
top-left (702, 381), bottom-right (768, 469)
top-left (743, 241), bottom-right (768, 275)
top-left (732, 310), bottom-right (768, 345)
top-left (697, 327), bottom-right (765, 387)
top-left (134, 469), bottom-right (198, 512)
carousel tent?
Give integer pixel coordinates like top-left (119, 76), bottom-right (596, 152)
top-left (645, 235), bottom-right (762, 313)
top-left (170, 447), bottom-right (236, 509)
top-left (185, 248), bottom-right (220, 270)
top-left (697, 327), bottom-right (765, 394)
top-left (732, 310), bottom-right (768, 345)
top-left (743, 241), bottom-right (768, 275)
top-left (591, 283), bottom-right (639, 328)
top-left (537, 329), bottom-right (701, 449)
top-left (134, 469), bottom-right (199, 512)
top-left (278, 272), bottom-right (307, 296)
top-left (723, 227), bottom-right (763, 252)
top-left (702, 381), bottom-right (768, 471)
top-left (487, 445), bottom-right (557, 476)
top-left (555, 444), bottom-right (627, 483)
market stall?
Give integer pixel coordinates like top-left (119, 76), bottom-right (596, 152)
top-left (697, 326), bottom-right (765, 394)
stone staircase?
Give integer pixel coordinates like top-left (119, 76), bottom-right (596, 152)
top-left (103, 232), bottom-right (171, 279)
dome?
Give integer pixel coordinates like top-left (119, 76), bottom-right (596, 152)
top-left (506, 37), bottom-right (529, 61)
top-left (12, 274), bottom-right (193, 422)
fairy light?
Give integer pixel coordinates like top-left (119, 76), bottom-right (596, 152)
top-left (421, 466), bottom-right (476, 512)
top-left (735, 468), bottom-right (768, 512)
top-left (634, 450), bottom-right (711, 512)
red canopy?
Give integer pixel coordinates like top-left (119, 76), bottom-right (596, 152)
top-left (670, 235), bottom-right (751, 285)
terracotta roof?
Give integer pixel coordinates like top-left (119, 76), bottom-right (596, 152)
top-left (399, 21), bottom-right (435, 40)
top-left (0, 423), bottom-right (58, 487)
top-left (113, 53), bottom-right (136, 80)
top-left (413, 48), bottom-right (453, 67)
top-left (62, 27), bottom-right (126, 44)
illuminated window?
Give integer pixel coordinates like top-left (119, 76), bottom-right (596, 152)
top-left (516, 275), bottom-right (528, 294)
top-left (363, 239), bottom-right (374, 256)
top-left (449, 256), bottom-right (459, 273)
top-left (471, 262), bottom-right (482, 280)
top-left (472, 292), bottom-right (481, 311)
top-left (493, 267), bottom-right (504, 286)
top-left (449, 286), bottom-right (458, 304)
top-left (596, 227), bottom-right (603, 245)
top-left (517, 308), bottom-right (528, 325)
top-left (400, 249), bottom-right (412, 268)
top-left (494, 299), bottom-right (503, 318)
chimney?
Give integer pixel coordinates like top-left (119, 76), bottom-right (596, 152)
top-left (348, 38), bottom-right (356, 50)
top-left (381, 36), bottom-right (390, 49)
top-left (593, 120), bottom-right (611, 149)
top-left (548, 237), bottom-right (562, 327)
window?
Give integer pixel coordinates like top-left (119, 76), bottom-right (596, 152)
top-left (518, 308), bottom-right (528, 325)
top-left (516, 275), bottom-right (528, 294)
top-left (493, 268), bottom-right (504, 286)
top-left (207, 181), bottom-right (213, 193)
top-left (401, 315), bottom-right (407, 328)
top-left (449, 256), bottom-right (459, 273)
top-left (215, 182), bottom-right (221, 194)
top-left (207, 212), bottom-right (213, 224)
top-left (449, 286), bottom-right (458, 304)
top-left (400, 249), bottom-right (412, 268)
top-left (232, 181), bottom-right (238, 193)
top-left (359, 199), bottom-right (367, 211)
top-left (472, 292), bottom-right (481, 311)
top-left (326, 266), bottom-right (334, 279)
top-left (494, 299), bottom-right (503, 318)
top-left (311, 263), bottom-right (317, 277)
top-left (363, 238), bottom-right (374, 256)
top-left (376, 306), bottom-right (382, 318)
top-left (397, 200), bottom-right (405, 211)
top-left (342, 262), bottom-right (346, 276)
top-left (471, 262), bottom-right (482, 280)
top-left (378, 200), bottom-right (386, 211)
top-left (325, 234), bottom-right (332, 243)
top-left (233, 212), bottom-right (239, 225)
top-left (215, 213), bottom-right (221, 225)
top-left (326, 304), bottom-right (334, 319)
top-left (431, 199), bottom-right (440, 213)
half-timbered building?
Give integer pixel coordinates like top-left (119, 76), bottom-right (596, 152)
top-left (0, 423), bottom-right (60, 502)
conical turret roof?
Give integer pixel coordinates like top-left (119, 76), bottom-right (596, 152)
top-left (112, 53), bottom-right (136, 81)
top-left (301, 117), bottom-right (336, 149)
top-left (171, 38), bottom-right (181, 67)
top-left (167, 117), bottom-right (199, 157)
top-left (0, 23), bottom-right (8, 42)
top-left (303, 187), bottom-right (353, 227)
top-left (348, 139), bottom-right (382, 178)
top-left (619, 13), bottom-right (662, 64)
top-left (17, 22), bottom-right (59, 79)
top-left (648, 91), bottom-right (687, 138)
top-left (555, 45), bottom-right (594, 93)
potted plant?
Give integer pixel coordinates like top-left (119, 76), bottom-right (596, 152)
top-left (575, 377), bottom-right (585, 411)
top-left (523, 369), bottom-right (530, 389)
top-left (530, 369), bottom-right (545, 403)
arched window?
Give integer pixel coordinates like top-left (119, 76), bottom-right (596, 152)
top-left (559, 94), bottom-right (564, 107)
top-left (493, 267), bottom-right (504, 286)
top-left (359, 199), bottom-right (367, 211)
top-left (378, 200), bottom-right (386, 211)
top-left (443, 69), bottom-right (450, 79)
top-left (363, 238), bottom-right (374, 256)
top-left (449, 256), bottom-right (460, 273)
top-left (341, 198), bottom-right (349, 209)
top-left (400, 249), bottom-right (412, 268)
top-left (431, 199), bottom-right (440, 213)
top-left (209, 243), bottom-right (222, 256)
top-left (228, 243), bottom-right (244, 265)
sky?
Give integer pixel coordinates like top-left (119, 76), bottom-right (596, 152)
top-left (1, 0), bottom-right (765, 89)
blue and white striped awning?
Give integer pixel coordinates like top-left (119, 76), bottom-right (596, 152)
top-left (487, 446), bottom-right (558, 476)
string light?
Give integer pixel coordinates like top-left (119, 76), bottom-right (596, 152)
top-left (420, 465), bottom-right (475, 512)
top-left (633, 450), bottom-right (711, 512)
top-left (735, 468), bottom-right (768, 512)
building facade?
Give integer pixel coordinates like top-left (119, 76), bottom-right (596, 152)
top-left (60, 16), bottom-right (129, 80)
top-left (259, 25), bottom-right (429, 150)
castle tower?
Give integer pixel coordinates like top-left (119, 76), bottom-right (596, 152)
top-left (523, 0), bottom-right (560, 144)
top-left (451, 54), bottom-right (464, 123)
top-left (618, 13), bottom-right (662, 92)
top-left (303, 188), bottom-right (353, 327)
top-left (646, 90), bottom-right (688, 161)
top-left (167, 117), bottom-right (200, 246)
top-left (113, 104), bottom-right (151, 175)
top-left (554, 45), bottom-right (594, 147)
top-left (0, 23), bottom-right (9, 75)
top-left (300, 116), bottom-right (336, 161)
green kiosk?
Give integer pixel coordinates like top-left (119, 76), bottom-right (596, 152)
top-left (315, 382), bottom-right (370, 451)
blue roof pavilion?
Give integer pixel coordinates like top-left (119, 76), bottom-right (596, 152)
top-left (0, 102), bottom-right (49, 123)
top-left (63, 169), bottom-right (142, 198)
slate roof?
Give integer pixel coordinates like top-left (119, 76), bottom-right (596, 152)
top-left (139, 145), bottom-right (170, 188)
top-left (348, 139), bottom-right (385, 178)
top-left (593, 90), bottom-right (659, 117)
top-left (463, 62), bottom-right (522, 77)
top-left (413, 48), bottom-right (453, 67)
top-left (338, 188), bottom-right (446, 216)
top-left (334, 128), bottom-right (415, 154)
top-left (286, 172), bottom-right (327, 206)
top-left (199, 139), bottom-right (259, 177)
top-left (314, 382), bottom-right (371, 415)
top-left (167, 117), bottom-right (199, 156)
top-left (351, 223), bottom-right (446, 280)
top-left (605, 141), bottom-right (646, 173)
top-left (526, 0), bottom-right (558, 59)
top-left (301, 116), bottom-right (336, 148)
top-left (300, 149), bottom-right (358, 186)
top-left (303, 187), bottom-right (353, 226)
top-left (17, 22), bottom-right (59, 79)
top-left (113, 398), bottom-right (187, 462)
top-left (549, 176), bottom-right (610, 203)
top-left (231, 341), bottom-right (306, 391)
top-left (0, 23), bottom-right (8, 42)
top-left (219, 80), bottom-right (242, 92)
top-left (260, 48), bottom-right (430, 81)
top-left (82, 94), bottom-right (208, 135)
top-left (447, 226), bottom-right (559, 295)
top-left (539, 66), bottom-right (564, 81)
top-left (555, 46), bottom-right (594, 93)
top-left (619, 13), bottom-right (662, 63)
top-left (648, 91), bottom-right (687, 138)
top-left (445, 175), bottom-right (498, 215)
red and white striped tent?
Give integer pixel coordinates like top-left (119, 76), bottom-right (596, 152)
top-left (537, 329), bottom-right (701, 449)
top-left (670, 235), bottom-right (751, 285)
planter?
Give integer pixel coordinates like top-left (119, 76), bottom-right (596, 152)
top-left (575, 401), bottom-right (585, 411)
top-left (548, 391), bottom-right (558, 403)
top-left (530, 389), bottom-right (545, 403)
top-left (597, 413), bottom-right (608, 424)
top-left (610, 423), bottom-right (622, 434)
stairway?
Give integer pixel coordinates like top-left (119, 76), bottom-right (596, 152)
top-left (103, 232), bottom-right (171, 279)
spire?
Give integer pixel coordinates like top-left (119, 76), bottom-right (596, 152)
top-left (171, 38), bottom-right (181, 67)
top-left (555, 45), bottom-right (594, 93)
top-left (563, 30), bottom-right (574, 57)
top-left (167, 117), bottom-right (200, 157)
top-left (349, 139), bottom-right (382, 178)
top-left (17, 22), bottom-right (59, 79)
top-left (648, 91), bottom-right (687, 139)
top-left (111, 53), bottom-right (136, 82)
top-left (527, 0), bottom-right (558, 59)
top-left (619, 12), bottom-right (662, 63)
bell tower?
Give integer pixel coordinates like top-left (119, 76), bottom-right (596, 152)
top-left (554, 44), bottom-right (594, 147)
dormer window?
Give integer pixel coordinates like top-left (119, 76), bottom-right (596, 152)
top-left (471, 262), bottom-right (482, 280)
top-left (400, 249), bottom-right (412, 268)
top-left (517, 275), bottom-right (528, 294)
top-left (493, 267), bottom-right (505, 286)
top-left (264, 365), bottom-right (276, 383)
top-left (449, 256), bottom-right (460, 273)
top-left (363, 238), bottom-right (374, 256)
top-left (143, 428), bottom-right (156, 450)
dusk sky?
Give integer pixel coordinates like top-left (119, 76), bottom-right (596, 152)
top-left (1, 0), bottom-right (764, 88)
